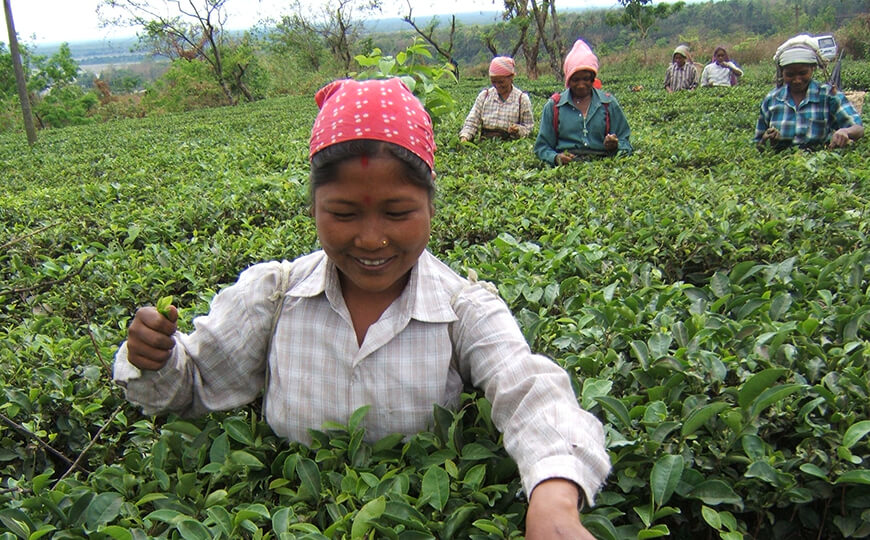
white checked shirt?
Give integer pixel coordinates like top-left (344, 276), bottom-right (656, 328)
top-left (114, 250), bottom-right (610, 503)
top-left (459, 86), bottom-right (535, 139)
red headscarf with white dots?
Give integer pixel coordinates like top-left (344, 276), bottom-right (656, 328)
top-left (309, 78), bottom-right (436, 171)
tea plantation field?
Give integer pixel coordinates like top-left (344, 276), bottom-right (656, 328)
top-left (1, 63), bottom-right (869, 539)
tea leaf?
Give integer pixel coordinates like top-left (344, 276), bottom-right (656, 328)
top-left (682, 402), bottom-right (730, 438)
top-left (843, 421), bottom-right (870, 449)
top-left (835, 470), bottom-right (870, 486)
top-left (156, 295), bottom-right (173, 318)
top-left (351, 497), bottom-right (386, 539)
top-left (420, 466), bottom-right (449, 511)
top-left (651, 454), bottom-right (684, 508)
top-left (738, 368), bottom-right (787, 410)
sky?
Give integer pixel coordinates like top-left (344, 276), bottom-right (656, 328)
top-left (2, 0), bottom-right (618, 46)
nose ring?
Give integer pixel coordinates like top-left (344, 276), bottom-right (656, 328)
top-left (381, 239), bottom-right (389, 247)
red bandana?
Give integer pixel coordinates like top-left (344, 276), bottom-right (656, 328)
top-left (309, 78), bottom-right (436, 171)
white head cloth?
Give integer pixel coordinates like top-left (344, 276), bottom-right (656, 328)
top-left (774, 34), bottom-right (823, 67)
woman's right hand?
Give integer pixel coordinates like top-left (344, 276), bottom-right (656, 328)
top-left (127, 305), bottom-right (178, 371)
top-left (555, 151), bottom-right (576, 165)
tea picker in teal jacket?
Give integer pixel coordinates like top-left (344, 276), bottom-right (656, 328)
top-left (535, 39), bottom-right (632, 166)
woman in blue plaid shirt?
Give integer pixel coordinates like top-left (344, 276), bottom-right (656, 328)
top-left (755, 35), bottom-right (864, 150)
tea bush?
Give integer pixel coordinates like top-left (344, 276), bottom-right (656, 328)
top-left (0, 62), bottom-right (868, 539)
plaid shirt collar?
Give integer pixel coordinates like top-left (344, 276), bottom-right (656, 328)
top-left (288, 250), bottom-right (458, 324)
top-left (773, 80), bottom-right (823, 106)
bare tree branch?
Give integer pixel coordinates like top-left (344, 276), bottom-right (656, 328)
top-left (403, 2), bottom-right (459, 78)
top-left (1, 222), bottom-right (60, 251)
top-left (0, 255), bottom-right (95, 297)
top-left (53, 404), bottom-right (124, 487)
top-left (0, 412), bottom-right (87, 474)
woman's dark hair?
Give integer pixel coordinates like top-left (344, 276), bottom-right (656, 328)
top-left (309, 140), bottom-right (435, 201)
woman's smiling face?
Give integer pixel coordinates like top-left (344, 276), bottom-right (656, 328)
top-left (313, 154), bottom-right (433, 300)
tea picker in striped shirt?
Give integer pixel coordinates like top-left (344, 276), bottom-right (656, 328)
top-left (113, 77), bottom-right (610, 539)
top-left (755, 34), bottom-right (864, 150)
top-left (459, 56), bottom-right (534, 142)
top-left (664, 45), bottom-right (697, 92)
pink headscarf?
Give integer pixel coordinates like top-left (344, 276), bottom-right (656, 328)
top-left (563, 39), bottom-right (599, 87)
top-left (309, 78), bottom-right (436, 171)
top-left (489, 56), bottom-right (516, 76)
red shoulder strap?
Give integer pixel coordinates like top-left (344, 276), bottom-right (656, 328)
top-left (552, 91), bottom-right (612, 137)
top-left (550, 93), bottom-right (561, 134)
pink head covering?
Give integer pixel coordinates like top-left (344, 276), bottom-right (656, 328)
top-left (489, 56), bottom-right (515, 76)
top-left (563, 39), bottom-right (599, 86)
top-left (309, 78), bottom-right (435, 171)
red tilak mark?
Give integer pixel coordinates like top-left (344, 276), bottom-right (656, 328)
top-left (360, 155), bottom-right (369, 167)
top-left (363, 195), bottom-right (372, 205)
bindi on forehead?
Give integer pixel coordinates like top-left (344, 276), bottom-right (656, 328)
top-left (360, 155), bottom-right (369, 168)
top-left (363, 195), bottom-right (372, 206)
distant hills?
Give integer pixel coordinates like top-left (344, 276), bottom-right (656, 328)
top-left (31, 8), bottom-right (587, 68)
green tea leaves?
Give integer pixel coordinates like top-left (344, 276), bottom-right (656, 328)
top-left (156, 295), bottom-right (173, 318)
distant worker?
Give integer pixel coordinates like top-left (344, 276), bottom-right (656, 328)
top-left (534, 39), bottom-right (632, 166)
top-left (700, 46), bottom-right (743, 87)
top-left (459, 56), bottom-right (534, 142)
top-left (664, 45), bottom-right (697, 92)
top-left (755, 34), bottom-right (864, 150)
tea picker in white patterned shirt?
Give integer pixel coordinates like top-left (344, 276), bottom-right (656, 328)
top-left (699, 45), bottom-right (743, 87)
top-left (113, 77), bottom-right (610, 539)
top-left (459, 56), bottom-right (535, 142)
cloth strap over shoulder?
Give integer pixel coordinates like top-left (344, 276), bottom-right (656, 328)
top-left (262, 259), bottom-right (294, 420)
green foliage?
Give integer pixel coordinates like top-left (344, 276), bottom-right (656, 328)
top-left (0, 42), bottom-right (18, 100)
top-left (220, 38), bottom-right (270, 101)
top-left (0, 42), bottom-right (98, 129)
top-left (141, 58), bottom-right (227, 113)
top-left (607, 0), bottom-right (687, 43)
top-left (265, 14), bottom-right (332, 73)
top-left (1, 66), bottom-right (870, 538)
top-left (33, 85), bottom-right (99, 128)
top-left (354, 39), bottom-right (458, 121)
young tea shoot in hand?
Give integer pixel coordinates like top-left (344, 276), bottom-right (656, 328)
top-left (156, 296), bottom-right (173, 319)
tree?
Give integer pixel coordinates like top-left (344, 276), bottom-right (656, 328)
top-left (279, 0), bottom-right (383, 76)
top-left (499, 0), bottom-right (537, 78)
top-left (28, 43), bottom-right (97, 128)
top-left (3, 0), bottom-right (36, 144)
top-left (606, 0), bottom-right (685, 62)
top-left (402, 2), bottom-right (460, 81)
top-left (267, 14), bottom-right (329, 72)
top-left (99, 0), bottom-right (251, 105)
top-left (529, 0), bottom-right (564, 81)
top-left (496, 0), bottom-right (564, 80)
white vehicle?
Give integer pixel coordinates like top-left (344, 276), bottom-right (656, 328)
top-left (814, 35), bottom-right (838, 62)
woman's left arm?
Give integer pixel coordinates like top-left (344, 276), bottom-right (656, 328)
top-left (450, 286), bottom-right (611, 511)
top-left (830, 125), bottom-right (865, 147)
top-left (726, 61), bottom-right (743, 77)
top-left (516, 92), bottom-right (535, 137)
top-left (609, 100), bottom-right (633, 154)
top-left (829, 92), bottom-right (865, 147)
